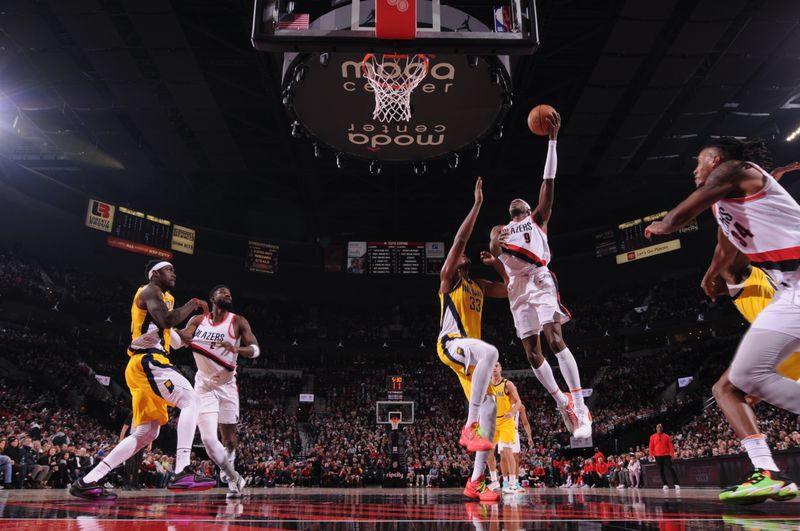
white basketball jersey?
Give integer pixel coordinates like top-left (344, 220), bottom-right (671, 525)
top-left (712, 163), bottom-right (800, 286)
top-left (190, 312), bottom-right (241, 380)
top-left (499, 214), bottom-right (551, 276)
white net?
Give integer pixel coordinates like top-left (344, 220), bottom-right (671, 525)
top-left (362, 54), bottom-right (429, 123)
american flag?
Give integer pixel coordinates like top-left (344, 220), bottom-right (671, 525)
top-left (277, 13), bottom-right (310, 30)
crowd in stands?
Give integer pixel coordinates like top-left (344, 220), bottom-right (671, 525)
top-left (1, 247), bottom-right (798, 490)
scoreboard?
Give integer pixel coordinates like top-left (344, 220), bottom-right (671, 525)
top-left (86, 199), bottom-right (195, 259)
top-left (246, 241), bottom-right (279, 274)
top-left (594, 211), bottom-right (698, 264)
top-left (347, 241), bottom-right (445, 274)
top-left (113, 207), bottom-right (172, 251)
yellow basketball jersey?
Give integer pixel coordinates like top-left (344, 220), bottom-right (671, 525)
top-left (128, 286), bottom-right (175, 356)
top-left (731, 267), bottom-right (800, 380)
top-left (438, 277), bottom-right (483, 340)
top-left (491, 378), bottom-right (512, 418)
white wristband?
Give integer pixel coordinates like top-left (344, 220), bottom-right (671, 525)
top-left (543, 140), bottom-right (557, 180)
top-left (249, 344), bottom-right (260, 358)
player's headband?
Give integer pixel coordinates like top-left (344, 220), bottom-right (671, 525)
top-left (148, 261), bottom-right (173, 279)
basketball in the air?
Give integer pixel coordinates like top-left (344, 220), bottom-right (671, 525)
top-left (527, 104), bottom-right (556, 136)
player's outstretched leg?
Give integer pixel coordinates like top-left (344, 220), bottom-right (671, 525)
top-left (459, 343), bottom-right (498, 452)
top-left (523, 335), bottom-right (577, 433)
top-left (715, 330), bottom-right (800, 504)
top-left (198, 412), bottom-right (245, 498)
top-left (167, 384), bottom-right (216, 491)
top-left (464, 396), bottom-right (499, 502)
top-left (70, 421), bottom-right (160, 501)
top-left (543, 323), bottom-right (592, 438)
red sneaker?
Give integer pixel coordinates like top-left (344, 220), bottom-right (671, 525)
top-left (459, 422), bottom-right (493, 452)
top-left (464, 475), bottom-right (501, 502)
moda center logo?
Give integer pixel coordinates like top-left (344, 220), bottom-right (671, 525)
top-left (340, 59), bottom-right (456, 150)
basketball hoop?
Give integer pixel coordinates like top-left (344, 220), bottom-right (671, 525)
top-left (362, 54), bottom-right (429, 123)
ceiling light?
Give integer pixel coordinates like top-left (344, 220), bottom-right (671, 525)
top-left (787, 124), bottom-right (800, 142)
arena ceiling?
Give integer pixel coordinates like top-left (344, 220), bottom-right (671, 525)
top-left (1, 0), bottom-right (799, 245)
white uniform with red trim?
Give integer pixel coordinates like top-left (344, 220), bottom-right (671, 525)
top-left (499, 214), bottom-right (571, 339)
top-left (191, 312), bottom-right (241, 424)
top-left (712, 163), bottom-right (800, 339)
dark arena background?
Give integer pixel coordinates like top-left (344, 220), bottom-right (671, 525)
top-left (1, 1), bottom-right (799, 529)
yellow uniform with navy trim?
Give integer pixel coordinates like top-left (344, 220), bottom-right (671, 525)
top-left (491, 378), bottom-right (517, 444)
top-left (124, 286), bottom-right (176, 426)
top-left (731, 267), bottom-right (800, 380)
top-left (436, 277), bottom-right (484, 399)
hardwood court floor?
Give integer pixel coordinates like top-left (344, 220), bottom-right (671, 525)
top-left (1, 486), bottom-right (798, 529)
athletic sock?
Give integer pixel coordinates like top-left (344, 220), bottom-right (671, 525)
top-left (742, 434), bottom-right (779, 472)
top-left (471, 451), bottom-right (489, 482)
top-left (503, 475), bottom-right (509, 484)
top-left (467, 349), bottom-right (498, 425)
top-left (175, 395), bottom-right (200, 473)
top-left (510, 474), bottom-right (517, 487)
top-left (555, 348), bottom-right (584, 409)
top-left (532, 360), bottom-right (568, 406)
top-left (490, 470), bottom-right (498, 482)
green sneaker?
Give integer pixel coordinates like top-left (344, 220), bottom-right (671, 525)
top-left (719, 468), bottom-right (798, 505)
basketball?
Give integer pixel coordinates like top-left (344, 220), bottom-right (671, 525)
top-left (528, 104), bottom-right (557, 136)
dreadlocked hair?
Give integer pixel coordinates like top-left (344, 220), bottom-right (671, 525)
top-left (703, 137), bottom-right (773, 170)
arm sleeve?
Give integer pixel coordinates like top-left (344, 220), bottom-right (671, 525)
top-left (543, 140), bottom-right (557, 180)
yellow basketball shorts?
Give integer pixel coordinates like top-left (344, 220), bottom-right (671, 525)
top-left (494, 417), bottom-right (517, 445)
top-left (124, 351), bottom-right (193, 426)
top-left (437, 336), bottom-right (497, 400)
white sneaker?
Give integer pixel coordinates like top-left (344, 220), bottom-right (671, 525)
top-left (572, 406), bottom-right (593, 439)
top-left (556, 394), bottom-right (579, 434)
top-left (487, 480), bottom-right (501, 491)
top-left (674, 485), bottom-right (680, 492)
top-left (662, 485), bottom-right (669, 491)
top-left (226, 473), bottom-right (246, 499)
top-left (616, 484), bottom-right (625, 489)
top-left (502, 484), bottom-right (517, 495)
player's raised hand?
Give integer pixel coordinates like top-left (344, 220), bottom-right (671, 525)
top-left (474, 176), bottom-right (484, 205)
top-left (546, 110), bottom-right (561, 140)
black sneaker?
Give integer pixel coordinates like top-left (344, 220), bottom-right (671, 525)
top-left (69, 478), bottom-right (118, 501)
top-left (167, 465), bottom-right (216, 491)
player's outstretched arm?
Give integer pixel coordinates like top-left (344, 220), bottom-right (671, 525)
top-left (176, 314), bottom-right (203, 347)
top-left (644, 160), bottom-right (741, 238)
top-left (532, 111), bottom-right (560, 229)
top-left (772, 161), bottom-right (800, 181)
top-left (141, 286), bottom-right (206, 329)
top-left (439, 176), bottom-right (483, 292)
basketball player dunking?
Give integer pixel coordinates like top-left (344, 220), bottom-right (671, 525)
top-left (489, 110), bottom-right (592, 439)
top-left (178, 285), bottom-right (260, 498)
top-left (645, 138), bottom-right (799, 504)
top-left (70, 261), bottom-right (215, 500)
top-left (438, 176), bottom-right (507, 502)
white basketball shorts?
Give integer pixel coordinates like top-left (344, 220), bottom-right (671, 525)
top-left (507, 267), bottom-right (571, 339)
top-left (195, 372), bottom-right (240, 424)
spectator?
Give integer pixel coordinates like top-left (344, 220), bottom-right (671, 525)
top-left (649, 423), bottom-right (680, 491)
